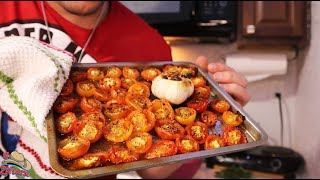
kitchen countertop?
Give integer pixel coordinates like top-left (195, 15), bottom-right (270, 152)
top-left (193, 163), bottom-right (286, 179)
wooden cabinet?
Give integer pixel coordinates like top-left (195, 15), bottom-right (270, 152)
top-left (237, 1), bottom-right (309, 48)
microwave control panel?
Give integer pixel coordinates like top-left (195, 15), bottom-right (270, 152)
top-left (196, 1), bottom-right (236, 22)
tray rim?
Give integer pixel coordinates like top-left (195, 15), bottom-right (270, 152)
top-left (47, 61), bottom-right (268, 178)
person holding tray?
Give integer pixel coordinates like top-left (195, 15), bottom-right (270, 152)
top-left (0, 1), bottom-right (250, 179)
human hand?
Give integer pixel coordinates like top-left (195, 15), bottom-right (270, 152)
top-left (195, 56), bottom-right (251, 106)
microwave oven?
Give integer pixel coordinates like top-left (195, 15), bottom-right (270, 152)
top-left (121, 1), bottom-right (237, 42)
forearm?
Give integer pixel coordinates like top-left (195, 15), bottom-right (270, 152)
top-left (136, 162), bottom-right (184, 179)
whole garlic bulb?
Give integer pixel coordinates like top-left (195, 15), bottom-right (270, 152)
top-left (151, 74), bottom-right (194, 105)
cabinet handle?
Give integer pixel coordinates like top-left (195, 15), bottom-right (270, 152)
top-left (246, 25), bottom-right (256, 34)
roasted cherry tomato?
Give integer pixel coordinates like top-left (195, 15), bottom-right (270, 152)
top-left (140, 81), bottom-right (152, 90)
top-left (210, 99), bottom-right (231, 113)
top-left (70, 70), bottom-right (87, 83)
top-left (93, 151), bottom-right (111, 165)
top-left (126, 132), bottom-right (153, 154)
top-left (150, 99), bottom-right (175, 121)
top-left (57, 136), bottom-right (90, 160)
top-left (174, 107), bottom-right (197, 125)
top-left (107, 145), bottom-right (140, 164)
top-left (127, 82), bottom-right (150, 97)
top-left (73, 120), bottom-right (103, 143)
top-left (223, 125), bottom-right (247, 146)
top-left (87, 67), bottom-right (104, 81)
top-left (103, 118), bottom-right (133, 143)
top-left (53, 95), bottom-right (79, 114)
top-left (126, 109), bottom-right (156, 133)
top-left (110, 87), bottom-right (127, 103)
top-left (187, 98), bottom-right (209, 113)
top-left (175, 135), bottom-right (200, 154)
top-left (163, 65), bottom-right (195, 78)
top-left (80, 111), bottom-right (106, 125)
top-left (201, 111), bottom-right (218, 127)
top-left (144, 140), bottom-right (177, 160)
top-left (121, 77), bottom-right (137, 89)
top-left (69, 153), bottom-right (103, 170)
top-left (122, 66), bottom-right (140, 79)
top-left (56, 112), bottom-right (78, 134)
top-left (141, 68), bottom-right (161, 81)
top-left (125, 93), bottom-right (152, 110)
top-left (93, 88), bottom-right (111, 102)
top-left (191, 76), bottom-right (206, 88)
top-left (103, 100), bottom-right (132, 121)
top-left (222, 111), bottom-right (243, 127)
top-left (60, 79), bottom-right (74, 96)
top-left (80, 96), bottom-right (102, 113)
top-left (99, 77), bottom-right (121, 91)
top-left (192, 86), bottom-right (211, 99)
top-left (204, 135), bottom-right (226, 150)
top-left (155, 119), bottom-right (185, 140)
top-left (180, 66), bottom-right (196, 78)
top-left (104, 66), bottom-right (122, 78)
top-left (185, 121), bottom-right (209, 144)
top-left (76, 81), bottom-right (96, 97)
top-left (162, 65), bottom-right (180, 74)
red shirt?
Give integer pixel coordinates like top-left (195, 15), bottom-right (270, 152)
top-left (0, 1), bottom-right (172, 63)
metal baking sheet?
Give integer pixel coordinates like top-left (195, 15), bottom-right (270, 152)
top-left (47, 61), bottom-right (268, 179)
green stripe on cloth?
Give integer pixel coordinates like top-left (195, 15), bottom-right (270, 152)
top-left (0, 70), bottom-right (13, 84)
top-left (0, 70), bottom-right (47, 142)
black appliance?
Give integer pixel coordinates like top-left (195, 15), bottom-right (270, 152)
top-left (206, 145), bottom-right (305, 174)
top-left (121, 1), bottom-right (237, 41)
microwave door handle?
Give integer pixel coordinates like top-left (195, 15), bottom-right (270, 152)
top-left (197, 20), bottom-right (228, 27)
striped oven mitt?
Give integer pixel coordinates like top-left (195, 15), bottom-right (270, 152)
top-left (0, 36), bottom-right (74, 143)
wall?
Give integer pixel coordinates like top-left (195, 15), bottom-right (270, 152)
top-left (294, 1), bottom-right (320, 178)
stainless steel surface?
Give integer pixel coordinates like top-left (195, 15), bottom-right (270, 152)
top-left (197, 20), bottom-right (228, 27)
top-left (47, 61), bottom-right (268, 179)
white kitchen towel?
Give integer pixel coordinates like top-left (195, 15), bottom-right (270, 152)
top-left (0, 36), bottom-right (74, 142)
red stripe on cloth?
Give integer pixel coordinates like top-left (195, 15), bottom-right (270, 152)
top-left (18, 139), bottom-right (60, 176)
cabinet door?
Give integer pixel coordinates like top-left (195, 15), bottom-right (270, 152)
top-left (242, 1), bottom-right (305, 38)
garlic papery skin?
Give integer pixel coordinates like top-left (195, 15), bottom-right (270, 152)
top-left (151, 75), bottom-right (194, 105)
